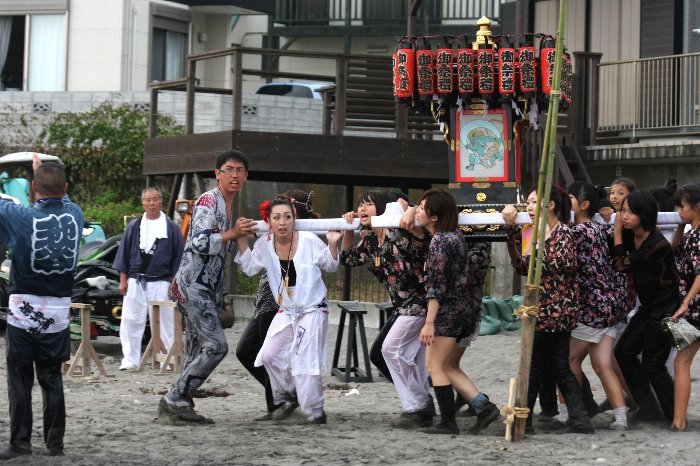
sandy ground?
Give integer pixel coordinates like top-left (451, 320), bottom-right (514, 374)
top-left (0, 320), bottom-right (699, 466)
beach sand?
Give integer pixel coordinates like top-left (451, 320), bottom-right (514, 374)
top-left (0, 321), bottom-right (698, 466)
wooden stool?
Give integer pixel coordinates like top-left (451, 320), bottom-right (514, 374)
top-left (375, 301), bottom-right (393, 330)
top-left (331, 302), bottom-right (373, 383)
top-left (135, 301), bottom-right (184, 375)
top-left (63, 304), bottom-right (114, 378)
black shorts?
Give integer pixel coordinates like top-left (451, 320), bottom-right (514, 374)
top-left (5, 324), bottom-right (71, 364)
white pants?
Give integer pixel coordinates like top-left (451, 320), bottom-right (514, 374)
top-left (119, 279), bottom-right (173, 368)
top-left (258, 310), bottom-right (329, 415)
top-left (382, 315), bottom-right (431, 413)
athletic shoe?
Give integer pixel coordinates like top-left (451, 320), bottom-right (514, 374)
top-left (271, 401), bottom-right (299, 421)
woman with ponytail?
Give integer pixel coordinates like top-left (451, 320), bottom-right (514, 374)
top-left (566, 182), bottom-right (629, 430)
top-left (502, 186), bottom-right (594, 435)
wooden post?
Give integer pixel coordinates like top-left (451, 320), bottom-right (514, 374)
top-left (334, 57), bottom-right (347, 136)
top-left (343, 184), bottom-right (353, 301)
top-left (232, 48), bottom-right (243, 131)
top-left (135, 301), bottom-right (182, 374)
top-left (149, 87), bottom-right (158, 139)
top-left (194, 173), bottom-right (206, 197)
top-left (166, 173), bottom-right (183, 219)
top-left (407, 0), bottom-right (423, 36)
top-left (63, 304), bottom-right (114, 378)
top-left (183, 173), bottom-right (192, 201)
top-left (396, 105), bottom-right (408, 139)
top-left (589, 53), bottom-right (602, 146)
top-left (186, 60), bottom-right (196, 135)
top-left (513, 0), bottom-right (567, 443)
top-left (512, 284), bottom-right (537, 441)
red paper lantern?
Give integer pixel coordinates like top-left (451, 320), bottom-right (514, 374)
top-left (498, 42), bottom-right (515, 98)
top-left (517, 37), bottom-right (537, 98)
top-left (477, 44), bottom-right (495, 99)
top-left (457, 40), bottom-right (474, 96)
top-left (396, 43), bottom-right (415, 100)
top-left (436, 42), bottom-right (454, 95)
top-left (416, 40), bottom-right (434, 100)
top-left (392, 52), bottom-right (399, 99)
top-left (540, 39), bottom-right (556, 98)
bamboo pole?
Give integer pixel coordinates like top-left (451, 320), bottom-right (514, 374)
top-left (513, 0), bottom-right (567, 443)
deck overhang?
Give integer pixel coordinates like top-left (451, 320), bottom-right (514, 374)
top-left (144, 130), bottom-right (448, 186)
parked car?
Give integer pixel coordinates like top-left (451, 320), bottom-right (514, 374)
top-left (255, 82), bottom-right (332, 99)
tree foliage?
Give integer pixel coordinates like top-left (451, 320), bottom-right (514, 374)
top-left (38, 102), bottom-right (183, 204)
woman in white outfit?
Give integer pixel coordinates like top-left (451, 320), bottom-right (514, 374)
top-left (236, 196), bottom-right (340, 424)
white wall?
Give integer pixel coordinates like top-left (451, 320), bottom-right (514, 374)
top-left (66, 0), bottom-right (124, 91)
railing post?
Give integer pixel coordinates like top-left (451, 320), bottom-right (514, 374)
top-left (334, 57), bottom-right (347, 136)
top-left (571, 52), bottom-right (586, 146)
top-left (321, 87), bottom-right (334, 135)
top-left (149, 87), bottom-right (158, 138)
top-left (589, 54), bottom-right (602, 146)
top-left (632, 60), bottom-right (638, 141)
top-left (186, 60), bottom-right (196, 135)
top-left (232, 48), bottom-right (243, 131)
top-left (343, 183), bottom-right (353, 301)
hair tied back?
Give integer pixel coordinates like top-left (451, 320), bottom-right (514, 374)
top-left (664, 178), bottom-right (677, 195)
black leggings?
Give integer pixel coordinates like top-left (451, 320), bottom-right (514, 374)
top-left (7, 357), bottom-right (65, 453)
top-left (614, 312), bottom-right (674, 419)
top-left (370, 313), bottom-right (398, 383)
top-left (235, 311), bottom-right (278, 412)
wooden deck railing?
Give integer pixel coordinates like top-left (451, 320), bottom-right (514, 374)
top-left (148, 46), bottom-right (440, 140)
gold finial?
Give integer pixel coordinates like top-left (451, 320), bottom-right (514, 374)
top-left (475, 16), bottom-right (492, 46)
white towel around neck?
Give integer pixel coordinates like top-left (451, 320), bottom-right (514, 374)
top-left (139, 211), bottom-right (168, 253)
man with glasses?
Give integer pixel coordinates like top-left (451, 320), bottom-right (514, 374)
top-left (158, 150), bottom-right (257, 425)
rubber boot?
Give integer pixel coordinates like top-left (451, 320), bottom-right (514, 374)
top-left (425, 385), bottom-right (459, 435)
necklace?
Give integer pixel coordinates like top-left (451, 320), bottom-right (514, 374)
top-left (274, 231), bottom-right (294, 304)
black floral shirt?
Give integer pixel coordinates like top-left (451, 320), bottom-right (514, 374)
top-left (506, 224), bottom-right (579, 332)
top-left (467, 242), bottom-right (491, 318)
top-left (426, 231), bottom-right (476, 337)
top-left (252, 271), bottom-right (280, 320)
top-left (571, 222), bottom-right (625, 328)
top-left (675, 224), bottom-right (700, 329)
top-left (340, 228), bottom-right (429, 317)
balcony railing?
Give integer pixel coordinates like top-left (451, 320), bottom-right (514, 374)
top-left (598, 52), bottom-right (700, 138)
top-left (274, 0), bottom-right (500, 26)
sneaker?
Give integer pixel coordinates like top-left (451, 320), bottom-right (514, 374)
top-left (557, 420), bottom-right (595, 434)
top-left (253, 412), bottom-right (273, 421)
top-left (468, 402), bottom-right (500, 435)
top-left (119, 364), bottom-right (137, 371)
top-left (609, 419), bottom-right (628, 431)
top-left (157, 397), bottom-right (214, 426)
top-left (0, 446), bottom-right (31, 460)
top-left (271, 401), bottom-right (299, 421)
top-left (297, 411), bottom-right (327, 425)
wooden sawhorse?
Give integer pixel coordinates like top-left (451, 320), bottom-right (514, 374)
top-left (63, 303), bottom-right (114, 378)
top-left (134, 301), bottom-right (184, 375)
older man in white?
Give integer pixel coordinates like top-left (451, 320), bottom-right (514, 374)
top-left (113, 187), bottom-right (184, 371)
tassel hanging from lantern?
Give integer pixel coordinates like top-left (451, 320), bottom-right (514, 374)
top-left (416, 38), bottom-right (434, 101)
top-left (477, 37), bottom-right (495, 100)
top-left (457, 35), bottom-right (474, 97)
top-left (436, 38), bottom-right (454, 95)
top-left (498, 37), bottom-right (515, 100)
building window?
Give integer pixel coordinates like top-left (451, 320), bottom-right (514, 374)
top-left (0, 14), bottom-right (65, 91)
top-left (151, 28), bottom-right (187, 82)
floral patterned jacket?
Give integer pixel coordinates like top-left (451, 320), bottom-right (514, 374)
top-left (675, 224), bottom-right (700, 329)
top-left (340, 228), bottom-right (429, 317)
top-left (506, 224), bottom-right (579, 332)
top-left (425, 231), bottom-right (477, 335)
top-left (572, 222), bottom-right (625, 328)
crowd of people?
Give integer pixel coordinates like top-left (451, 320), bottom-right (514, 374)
top-left (3, 149), bottom-right (700, 459)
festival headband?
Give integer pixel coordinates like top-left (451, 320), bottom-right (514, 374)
top-left (555, 185), bottom-right (567, 197)
top-left (292, 191), bottom-right (314, 213)
top-left (259, 200), bottom-right (271, 223)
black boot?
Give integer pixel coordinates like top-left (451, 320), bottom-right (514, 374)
top-left (425, 385), bottom-right (459, 435)
top-left (558, 381), bottom-right (594, 434)
top-left (455, 391), bottom-right (468, 412)
top-left (581, 372), bottom-right (601, 419)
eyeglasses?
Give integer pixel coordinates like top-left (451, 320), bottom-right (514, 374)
top-left (218, 168), bottom-right (247, 175)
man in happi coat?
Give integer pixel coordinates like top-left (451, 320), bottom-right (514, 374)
top-left (158, 150), bottom-right (257, 425)
top-left (0, 154), bottom-right (83, 459)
